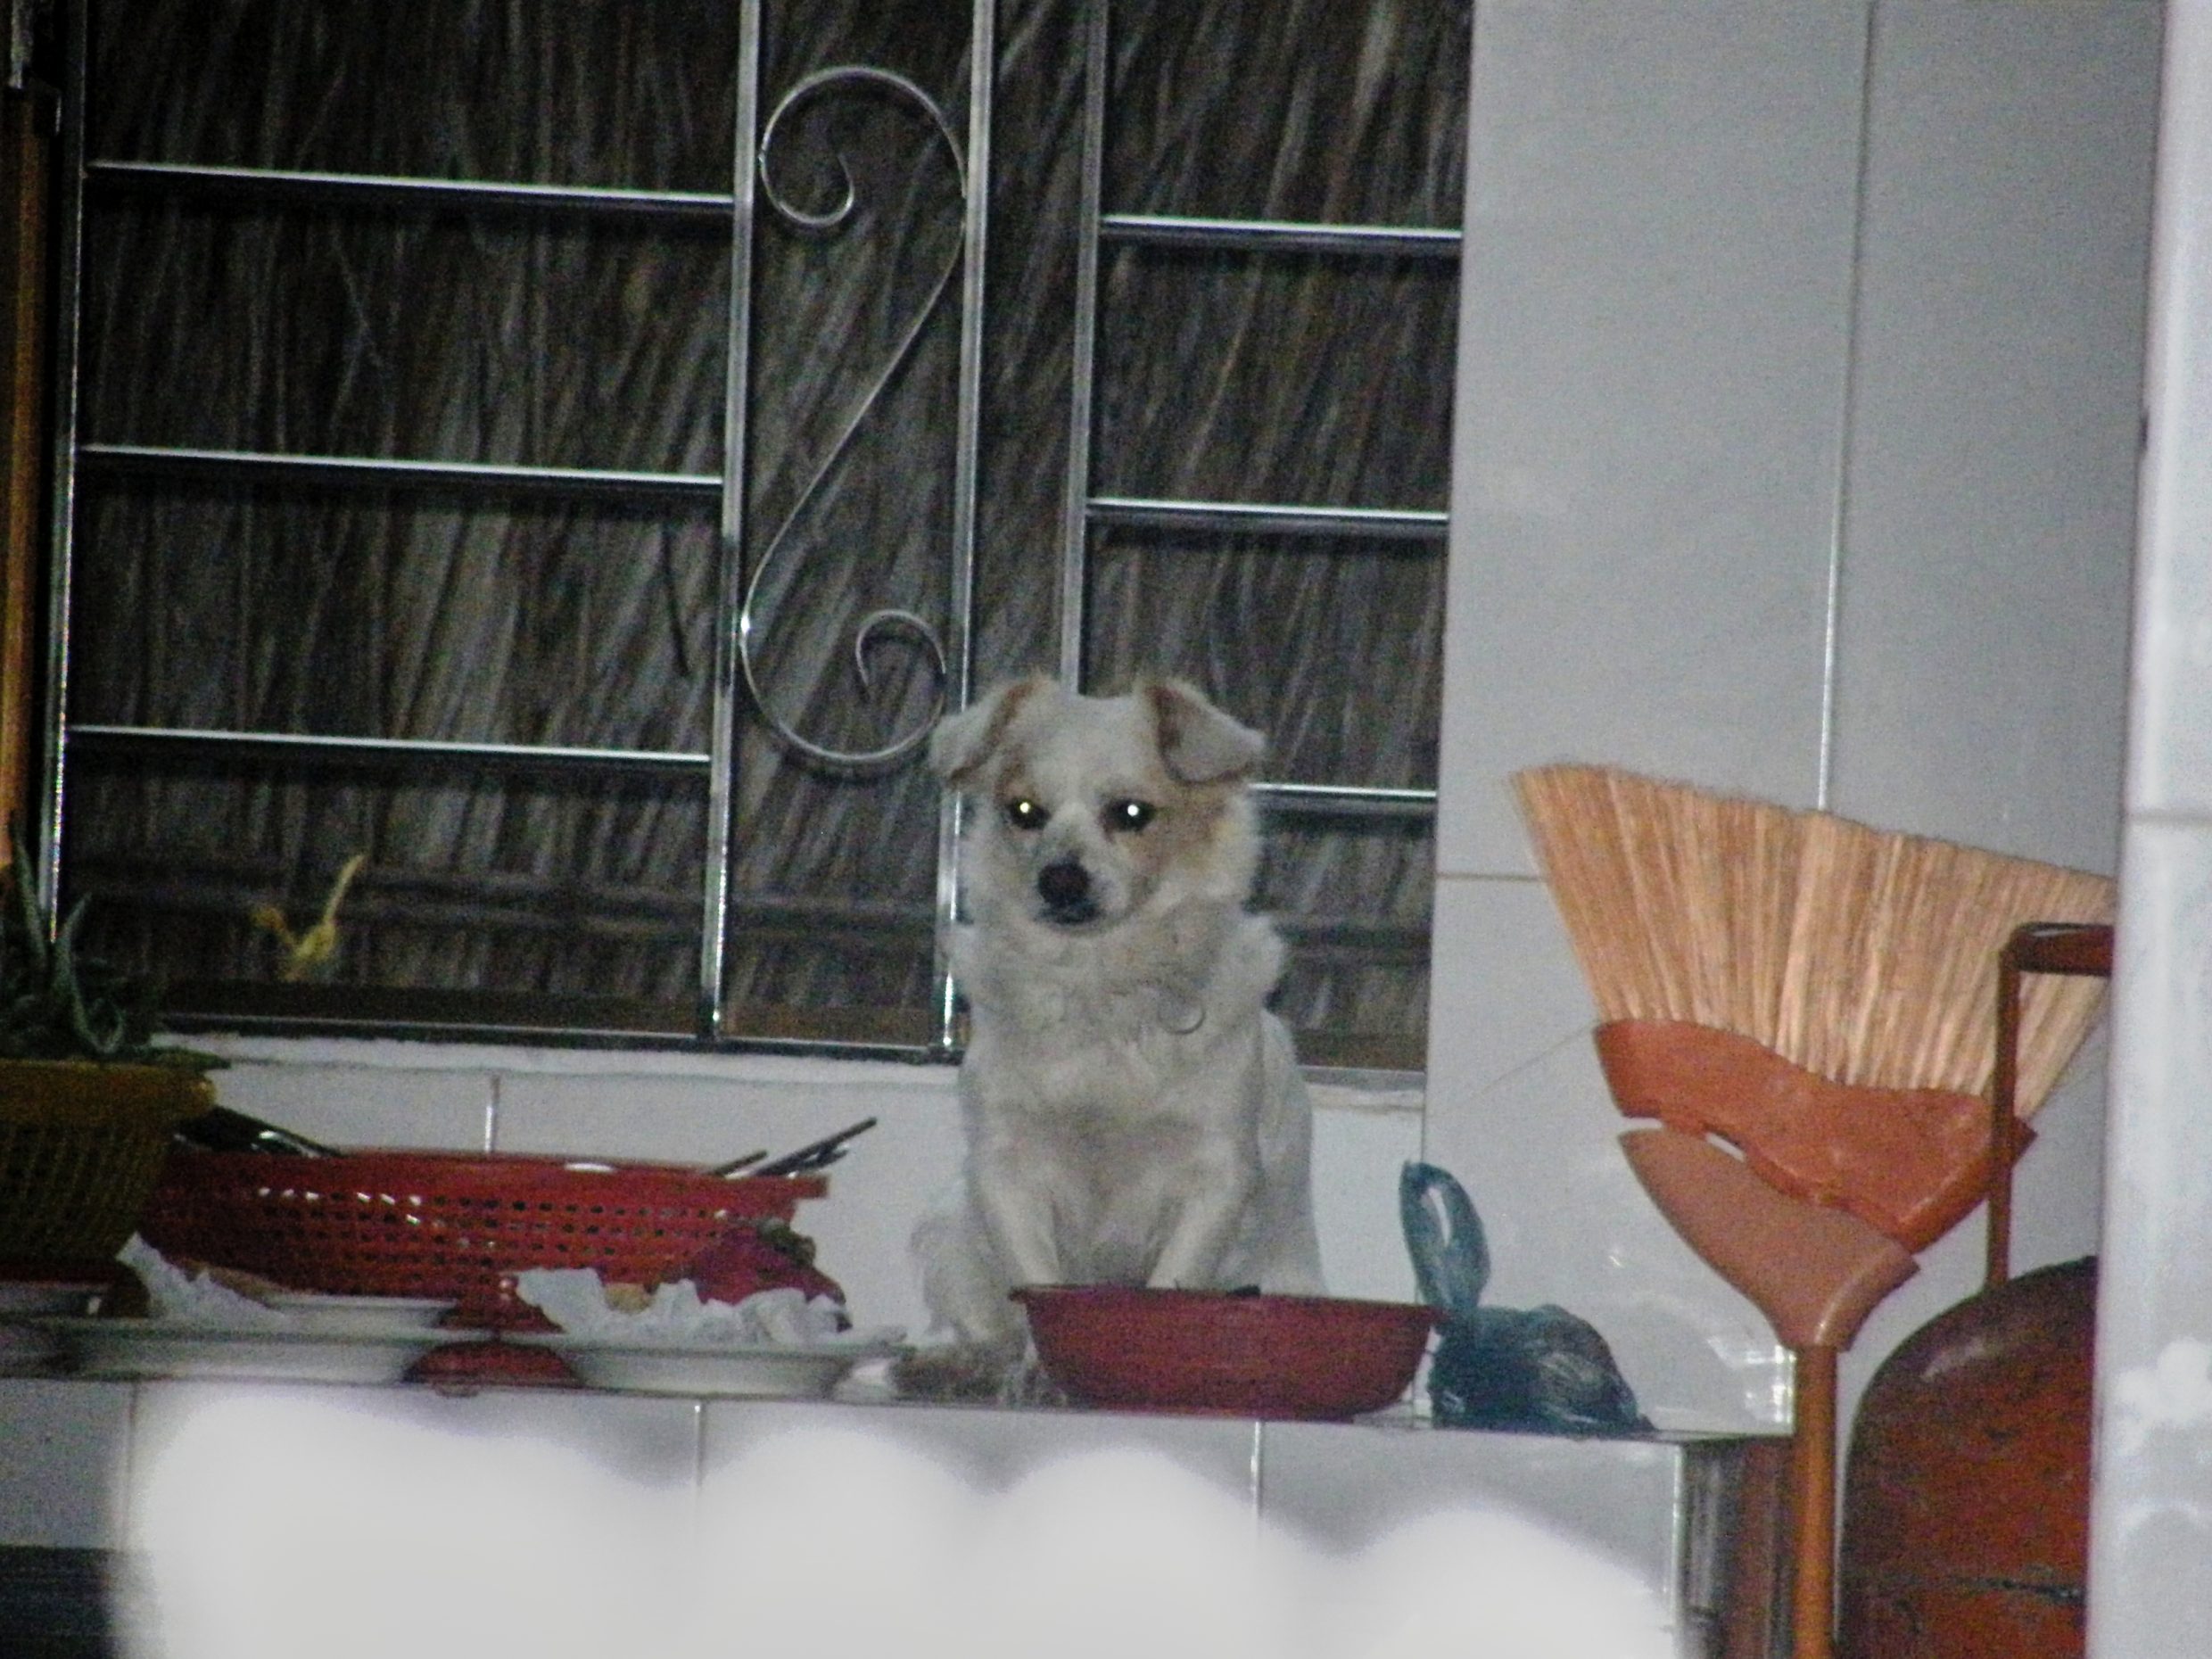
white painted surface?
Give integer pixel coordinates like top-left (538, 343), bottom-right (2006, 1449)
top-left (1826, 1), bottom-right (2156, 863)
top-left (1440, 2), bottom-right (1867, 880)
top-left (2092, 5), bottom-right (2212, 1631)
top-left (1432, 0), bottom-right (2156, 1442)
top-left (0, 1378), bottom-right (1734, 1657)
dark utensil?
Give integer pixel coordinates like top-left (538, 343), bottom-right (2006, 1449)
top-left (749, 1117), bottom-right (878, 1177)
top-left (172, 1105), bottom-right (342, 1158)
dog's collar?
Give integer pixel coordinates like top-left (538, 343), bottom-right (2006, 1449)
top-left (1153, 981), bottom-right (1207, 1035)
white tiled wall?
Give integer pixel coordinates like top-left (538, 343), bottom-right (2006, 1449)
top-left (1825, 1), bottom-right (2156, 863)
top-left (0, 1378), bottom-right (1739, 1657)
top-left (0, 1379), bottom-right (134, 1548)
top-left (206, 1044), bottom-right (497, 1151)
top-left (1439, 4), bottom-right (1869, 875)
top-left (1429, 0), bottom-right (2159, 1439)
top-left (2088, 5), bottom-right (2212, 1650)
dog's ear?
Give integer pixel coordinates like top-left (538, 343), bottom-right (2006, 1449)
top-left (1146, 680), bottom-right (1266, 784)
top-left (930, 675), bottom-right (1050, 786)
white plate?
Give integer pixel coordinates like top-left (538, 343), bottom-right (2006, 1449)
top-left (259, 1293), bottom-right (458, 1336)
top-left (36, 1318), bottom-right (481, 1385)
top-left (506, 1333), bottom-right (901, 1399)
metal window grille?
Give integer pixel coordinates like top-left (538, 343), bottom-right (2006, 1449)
top-left (38, 0), bottom-right (1463, 1068)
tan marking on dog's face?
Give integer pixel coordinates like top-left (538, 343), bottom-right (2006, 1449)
top-left (1144, 680), bottom-right (1261, 785)
top-left (1110, 769), bottom-right (1239, 903)
top-left (935, 674), bottom-right (1047, 788)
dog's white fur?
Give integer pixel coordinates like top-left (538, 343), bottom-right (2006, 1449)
top-left (912, 675), bottom-right (1325, 1358)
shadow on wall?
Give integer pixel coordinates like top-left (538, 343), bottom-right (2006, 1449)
top-left (120, 1399), bottom-right (1673, 1659)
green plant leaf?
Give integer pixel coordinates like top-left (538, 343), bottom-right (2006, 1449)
top-left (0, 817), bottom-right (219, 1071)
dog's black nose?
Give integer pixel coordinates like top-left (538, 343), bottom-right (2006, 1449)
top-left (1036, 860), bottom-right (1095, 921)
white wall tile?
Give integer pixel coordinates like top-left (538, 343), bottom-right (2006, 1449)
top-left (1308, 1101), bottom-right (1424, 1303)
top-left (0, 1379), bottom-right (133, 1548)
top-left (2090, 15), bottom-right (2212, 1641)
top-left (695, 1399), bottom-right (1267, 1656)
top-left (202, 1057), bottom-right (493, 1152)
top-left (1432, 0), bottom-right (2155, 1468)
top-left (493, 1061), bottom-right (964, 1337)
top-left (2125, 0), bottom-right (2212, 824)
top-left (1421, 875), bottom-right (1788, 1432)
top-left (1263, 1416), bottom-right (1684, 1560)
top-left (1259, 1419), bottom-right (1704, 1628)
top-left (113, 1382), bottom-right (703, 1656)
top-left (700, 1397), bottom-right (1259, 1506)
top-left (1825, 1), bottom-right (2158, 864)
top-left (486, 1056), bottom-right (951, 1177)
top-left (125, 1378), bottom-right (704, 1500)
top-left (2092, 823), bottom-right (2212, 1638)
top-left (1439, 1), bottom-right (1867, 879)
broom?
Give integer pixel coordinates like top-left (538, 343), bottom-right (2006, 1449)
top-left (1513, 763), bottom-right (2114, 1118)
top-left (1512, 762), bottom-right (2115, 1659)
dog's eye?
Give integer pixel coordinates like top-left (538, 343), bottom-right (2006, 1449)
top-left (1105, 798), bottom-right (1156, 834)
top-left (1003, 797), bottom-right (1048, 831)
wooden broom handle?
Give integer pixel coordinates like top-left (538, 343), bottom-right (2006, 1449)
top-left (1777, 923), bottom-right (2112, 1659)
top-left (1790, 1343), bottom-right (1840, 1659)
top-left (1985, 921), bottom-right (2113, 1289)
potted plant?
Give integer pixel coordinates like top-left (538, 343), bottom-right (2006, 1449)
top-left (0, 828), bottom-right (220, 1273)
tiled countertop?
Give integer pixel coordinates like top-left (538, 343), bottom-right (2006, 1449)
top-left (0, 1374), bottom-right (1782, 1658)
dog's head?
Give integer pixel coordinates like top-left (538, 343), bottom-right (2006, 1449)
top-left (932, 676), bottom-right (1265, 932)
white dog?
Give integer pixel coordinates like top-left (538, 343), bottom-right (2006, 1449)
top-left (909, 675), bottom-right (1325, 1371)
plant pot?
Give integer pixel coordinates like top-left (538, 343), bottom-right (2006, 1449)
top-left (0, 1059), bottom-right (215, 1275)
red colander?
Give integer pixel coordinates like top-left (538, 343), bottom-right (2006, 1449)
top-left (138, 1150), bottom-right (827, 1330)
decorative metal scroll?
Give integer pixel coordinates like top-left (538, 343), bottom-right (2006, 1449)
top-left (739, 65), bottom-right (962, 771)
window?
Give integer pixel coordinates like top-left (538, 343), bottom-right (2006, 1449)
top-left (36, 0), bottom-right (1464, 1069)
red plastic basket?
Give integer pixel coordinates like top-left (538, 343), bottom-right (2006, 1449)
top-left (138, 1151), bottom-right (826, 1329)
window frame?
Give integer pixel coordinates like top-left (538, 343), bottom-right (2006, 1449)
top-left (35, 0), bottom-right (1455, 1069)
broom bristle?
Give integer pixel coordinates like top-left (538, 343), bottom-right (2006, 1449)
top-left (1513, 763), bottom-right (2114, 1114)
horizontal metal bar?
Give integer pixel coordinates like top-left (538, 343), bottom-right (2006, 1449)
top-left (70, 725), bottom-right (1430, 813)
top-left (1255, 781), bottom-right (1436, 821)
top-left (79, 443), bottom-right (722, 506)
top-left (91, 853), bottom-right (1428, 960)
top-left (69, 725), bottom-right (712, 777)
top-left (163, 1000), bottom-right (937, 1063)
top-left (1089, 494), bottom-right (1448, 541)
top-left (1101, 212), bottom-right (1460, 260)
top-left (87, 159), bottom-right (734, 224)
top-left (87, 866), bottom-right (923, 945)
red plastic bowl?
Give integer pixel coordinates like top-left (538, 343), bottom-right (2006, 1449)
top-left (1014, 1286), bottom-right (1435, 1420)
top-left (138, 1151), bottom-right (826, 1329)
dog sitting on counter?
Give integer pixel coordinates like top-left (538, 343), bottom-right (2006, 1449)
top-left (899, 675), bottom-right (1325, 1399)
